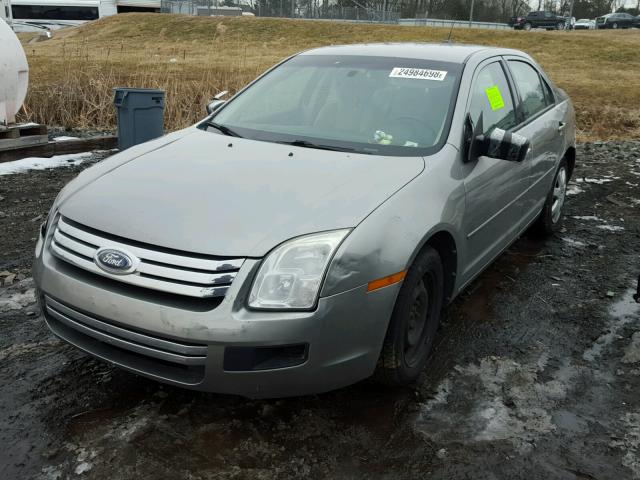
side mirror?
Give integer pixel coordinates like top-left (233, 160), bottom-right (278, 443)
top-left (206, 99), bottom-right (226, 115)
top-left (205, 90), bottom-right (229, 115)
top-left (477, 128), bottom-right (530, 162)
top-left (463, 112), bottom-right (484, 163)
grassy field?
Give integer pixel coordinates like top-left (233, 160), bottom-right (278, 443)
top-left (19, 13), bottom-right (640, 141)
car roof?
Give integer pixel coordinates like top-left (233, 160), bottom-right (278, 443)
top-left (299, 43), bottom-right (526, 64)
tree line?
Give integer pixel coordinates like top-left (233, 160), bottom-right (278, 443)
top-left (245, 0), bottom-right (638, 22)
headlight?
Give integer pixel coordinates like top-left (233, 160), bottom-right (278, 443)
top-left (248, 229), bottom-right (351, 310)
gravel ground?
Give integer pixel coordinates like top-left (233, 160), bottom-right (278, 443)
top-left (0, 142), bottom-right (639, 480)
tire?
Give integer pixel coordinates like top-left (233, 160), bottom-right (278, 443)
top-left (556, 21), bottom-right (565, 30)
top-left (524, 22), bottom-right (532, 31)
top-left (533, 158), bottom-right (568, 236)
top-left (612, 22), bottom-right (618, 29)
top-left (374, 247), bottom-right (444, 387)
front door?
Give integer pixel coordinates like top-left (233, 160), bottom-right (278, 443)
top-left (461, 59), bottom-right (529, 281)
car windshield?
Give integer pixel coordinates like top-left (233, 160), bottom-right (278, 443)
top-left (202, 55), bottom-right (462, 156)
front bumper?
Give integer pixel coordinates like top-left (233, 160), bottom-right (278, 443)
top-left (33, 234), bottom-right (399, 398)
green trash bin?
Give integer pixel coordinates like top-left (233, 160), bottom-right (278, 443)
top-left (113, 88), bottom-right (165, 150)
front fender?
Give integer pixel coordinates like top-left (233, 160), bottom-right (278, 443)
top-left (321, 144), bottom-right (465, 298)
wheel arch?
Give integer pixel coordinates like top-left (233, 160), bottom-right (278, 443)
top-left (412, 229), bottom-right (458, 305)
top-left (564, 146), bottom-right (576, 180)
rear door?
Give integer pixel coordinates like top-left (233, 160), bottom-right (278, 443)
top-left (622, 13), bottom-right (634, 27)
top-left (461, 58), bottom-right (527, 279)
top-left (505, 57), bottom-right (565, 224)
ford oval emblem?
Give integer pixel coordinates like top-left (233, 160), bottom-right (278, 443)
top-left (94, 248), bottom-right (137, 275)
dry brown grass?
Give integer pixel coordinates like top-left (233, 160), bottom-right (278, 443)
top-left (19, 13), bottom-right (640, 141)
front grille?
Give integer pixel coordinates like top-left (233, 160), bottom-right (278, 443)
top-left (49, 216), bottom-right (244, 298)
top-left (43, 295), bottom-right (207, 385)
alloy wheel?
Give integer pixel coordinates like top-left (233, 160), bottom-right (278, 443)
top-left (551, 167), bottom-right (567, 223)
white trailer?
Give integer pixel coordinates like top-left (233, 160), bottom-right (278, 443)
top-left (0, 16), bottom-right (28, 125)
top-left (10, 0), bottom-right (117, 31)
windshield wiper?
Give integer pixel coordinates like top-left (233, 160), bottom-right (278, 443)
top-left (205, 121), bottom-right (243, 138)
top-left (275, 139), bottom-right (358, 153)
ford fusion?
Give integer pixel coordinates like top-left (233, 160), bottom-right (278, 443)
top-left (34, 44), bottom-right (576, 398)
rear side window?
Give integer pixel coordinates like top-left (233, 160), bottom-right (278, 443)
top-left (508, 61), bottom-right (553, 120)
top-left (468, 61), bottom-right (517, 135)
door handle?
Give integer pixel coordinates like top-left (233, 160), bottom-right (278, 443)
top-left (558, 121), bottom-right (566, 133)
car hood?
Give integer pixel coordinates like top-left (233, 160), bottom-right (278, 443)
top-left (59, 128), bottom-right (425, 257)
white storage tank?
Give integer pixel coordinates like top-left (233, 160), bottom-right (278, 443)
top-left (0, 17), bottom-right (28, 125)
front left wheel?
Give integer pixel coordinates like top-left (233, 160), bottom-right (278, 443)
top-left (374, 247), bottom-right (444, 387)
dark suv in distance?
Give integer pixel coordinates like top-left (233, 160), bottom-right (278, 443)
top-left (596, 13), bottom-right (635, 29)
top-left (511, 11), bottom-right (567, 30)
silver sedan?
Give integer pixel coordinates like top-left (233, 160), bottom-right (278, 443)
top-left (34, 43), bottom-right (576, 398)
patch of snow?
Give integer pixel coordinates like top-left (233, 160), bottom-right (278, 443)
top-left (583, 288), bottom-right (640, 362)
top-left (414, 352), bottom-right (580, 454)
top-left (576, 178), bottom-right (615, 184)
top-left (572, 215), bottom-right (600, 221)
top-left (609, 412), bottom-right (640, 479)
top-left (0, 152), bottom-right (93, 176)
top-left (52, 136), bottom-right (79, 142)
top-left (74, 462), bottom-right (92, 475)
top-left (561, 237), bottom-right (587, 248)
top-left (623, 333), bottom-right (640, 365)
top-left (597, 225), bottom-right (625, 232)
top-left (0, 288), bottom-right (36, 312)
top-left (40, 465), bottom-right (63, 480)
top-left (566, 184), bottom-right (584, 196)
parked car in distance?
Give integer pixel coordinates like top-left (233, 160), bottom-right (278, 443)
top-left (34, 44), bottom-right (576, 398)
top-left (596, 12), bottom-right (635, 29)
top-left (574, 18), bottom-right (595, 30)
top-left (510, 10), bottom-right (567, 30)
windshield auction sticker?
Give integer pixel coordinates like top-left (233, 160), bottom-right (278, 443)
top-left (389, 68), bottom-right (447, 81)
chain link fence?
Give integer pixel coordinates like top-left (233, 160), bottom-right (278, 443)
top-left (160, 0), bottom-right (399, 23)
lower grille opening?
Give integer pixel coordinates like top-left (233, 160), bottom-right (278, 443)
top-left (223, 344), bottom-right (308, 372)
top-left (44, 311), bottom-right (206, 385)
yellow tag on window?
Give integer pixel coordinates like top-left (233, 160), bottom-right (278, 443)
top-left (485, 85), bottom-right (505, 111)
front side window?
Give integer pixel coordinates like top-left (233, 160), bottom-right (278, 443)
top-left (508, 61), bottom-right (553, 120)
top-left (468, 61), bottom-right (517, 135)
top-left (204, 55), bottom-right (462, 156)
